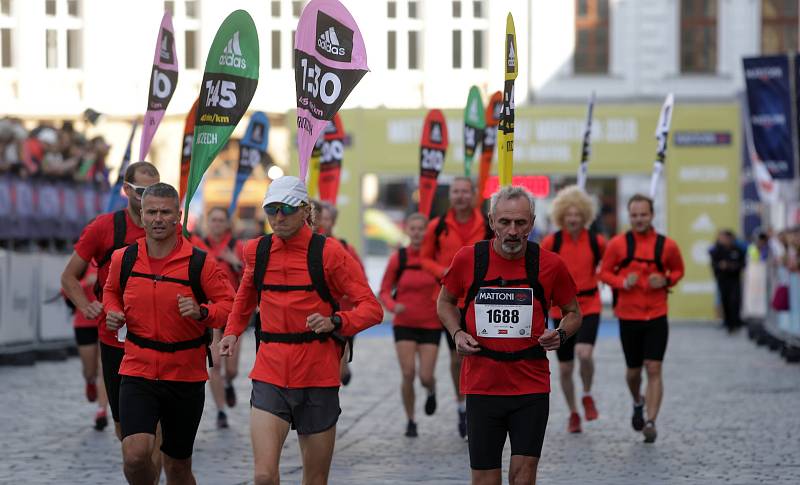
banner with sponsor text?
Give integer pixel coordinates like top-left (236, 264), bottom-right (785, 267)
top-left (295, 0), bottom-right (368, 181)
top-left (742, 55), bottom-right (797, 180)
top-left (418, 109), bottom-right (448, 217)
top-left (179, 98), bottom-right (199, 203)
top-left (576, 92), bottom-right (595, 191)
top-left (229, 111), bottom-right (269, 214)
top-left (140, 12), bottom-right (178, 160)
top-left (183, 10), bottom-right (259, 234)
top-left (105, 121), bottom-right (137, 212)
top-left (477, 91), bottom-right (502, 206)
top-left (317, 113), bottom-right (346, 204)
top-left (463, 86), bottom-right (485, 178)
top-left (498, 13), bottom-right (517, 187)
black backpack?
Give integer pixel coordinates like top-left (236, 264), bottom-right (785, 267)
top-left (252, 233), bottom-right (352, 361)
top-left (551, 229), bottom-right (602, 297)
top-left (433, 211), bottom-right (494, 252)
top-left (458, 240), bottom-right (550, 362)
top-left (391, 247), bottom-right (422, 299)
top-left (611, 231), bottom-right (666, 307)
top-left (204, 236), bottom-right (237, 252)
top-left (92, 209), bottom-right (128, 297)
top-left (118, 242), bottom-right (213, 367)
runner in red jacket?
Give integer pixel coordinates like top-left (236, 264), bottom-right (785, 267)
top-left (61, 161), bottom-right (159, 441)
top-left (598, 194), bottom-right (684, 443)
top-left (379, 213), bottom-right (442, 438)
top-left (438, 185), bottom-right (581, 485)
top-left (219, 176), bottom-right (382, 485)
top-left (540, 185), bottom-right (606, 434)
top-left (192, 206), bottom-right (246, 429)
top-left (419, 177), bottom-right (490, 438)
top-left (103, 183), bottom-right (234, 484)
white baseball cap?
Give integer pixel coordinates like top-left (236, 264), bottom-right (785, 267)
top-left (262, 175), bottom-right (309, 208)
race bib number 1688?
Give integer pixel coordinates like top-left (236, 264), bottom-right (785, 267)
top-left (474, 287), bottom-right (533, 339)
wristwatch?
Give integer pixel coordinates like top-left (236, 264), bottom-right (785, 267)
top-left (197, 306), bottom-right (209, 321)
top-left (556, 328), bottom-right (567, 346)
top-left (331, 314), bottom-right (343, 331)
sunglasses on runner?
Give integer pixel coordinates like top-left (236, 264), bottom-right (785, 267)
top-left (124, 181), bottom-right (149, 196)
top-left (264, 203), bottom-right (303, 216)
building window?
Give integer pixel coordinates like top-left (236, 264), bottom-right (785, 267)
top-left (574, 0), bottom-right (609, 74)
top-left (184, 30), bottom-right (197, 69)
top-left (271, 0), bottom-right (280, 17)
top-left (452, 1), bottom-right (461, 18)
top-left (164, 0), bottom-right (174, 15)
top-left (0, 0), bottom-right (11, 68)
top-left (292, 1), bottom-right (302, 17)
top-left (45, 29), bottom-right (58, 68)
top-left (387, 31), bottom-right (397, 69)
top-left (473, 30), bottom-right (484, 68)
top-left (680, 0), bottom-right (717, 73)
top-left (761, 0), bottom-right (798, 54)
top-left (44, 1), bottom-right (83, 69)
top-left (408, 30), bottom-right (419, 69)
top-left (408, 1), bottom-right (418, 19)
top-left (387, 1), bottom-right (396, 18)
top-left (452, 30), bottom-right (461, 68)
top-left (1, 28), bottom-right (11, 67)
top-left (473, 0), bottom-right (483, 18)
top-left (271, 30), bottom-right (281, 69)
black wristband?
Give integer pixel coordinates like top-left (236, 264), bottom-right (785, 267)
top-left (197, 306), bottom-right (209, 322)
top-left (331, 314), bottom-right (343, 331)
top-left (556, 328), bottom-right (567, 346)
top-left (452, 328), bottom-right (463, 340)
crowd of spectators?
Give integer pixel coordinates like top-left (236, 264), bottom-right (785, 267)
top-left (0, 117), bottom-right (109, 184)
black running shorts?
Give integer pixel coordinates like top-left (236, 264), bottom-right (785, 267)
top-left (444, 329), bottom-right (456, 351)
top-left (555, 313), bottom-right (601, 362)
top-left (74, 327), bottom-right (99, 346)
top-left (466, 393), bottom-right (550, 470)
top-left (618, 315), bottom-right (669, 368)
top-left (99, 342), bottom-right (124, 422)
top-left (393, 326), bottom-right (442, 345)
top-left (119, 376), bottom-right (205, 460)
top-left (251, 380), bottom-right (340, 435)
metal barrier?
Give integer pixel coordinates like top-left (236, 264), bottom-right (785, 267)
top-left (746, 257), bottom-right (800, 363)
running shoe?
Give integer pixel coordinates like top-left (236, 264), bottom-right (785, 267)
top-left (85, 382), bottom-right (97, 403)
top-left (582, 395), bottom-right (599, 421)
top-left (643, 420), bottom-right (657, 443)
top-left (94, 409), bottom-right (108, 431)
top-left (217, 410), bottom-right (229, 429)
top-left (405, 420), bottom-right (418, 438)
top-left (631, 399), bottom-right (645, 431)
top-left (568, 412), bottom-right (582, 433)
top-left (458, 409), bottom-right (467, 439)
top-left (424, 393), bottom-right (437, 416)
top-left (225, 383), bottom-right (237, 408)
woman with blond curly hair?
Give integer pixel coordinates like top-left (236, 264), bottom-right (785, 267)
top-left (541, 185), bottom-right (606, 434)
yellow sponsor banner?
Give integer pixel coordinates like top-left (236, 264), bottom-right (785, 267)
top-left (290, 103), bottom-right (740, 321)
top-left (498, 13), bottom-right (518, 186)
top-left (307, 152), bottom-right (320, 198)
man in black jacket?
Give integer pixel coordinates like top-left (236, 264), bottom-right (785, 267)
top-left (709, 230), bottom-right (746, 333)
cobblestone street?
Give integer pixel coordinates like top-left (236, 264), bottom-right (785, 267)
top-left (1, 320), bottom-right (798, 484)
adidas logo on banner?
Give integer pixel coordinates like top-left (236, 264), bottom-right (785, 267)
top-left (159, 29), bottom-right (175, 63)
top-left (318, 27), bottom-right (346, 58)
top-left (430, 123), bottom-right (442, 144)
top-left (507, 37), bottom-right (516, 70)
top-left (219, 31), bottom-right (247, 69)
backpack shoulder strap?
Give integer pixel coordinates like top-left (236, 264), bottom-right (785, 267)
top-left (254, 235), bottom-right (273, 294)
top-left (459, 240), bottom-right (491, 330)
top-left (97, 210), bottom-right (128, 268)
top-left (339, 238), bottom-right (349, 250)
top-left (524, 242), bottom-right (549, 320)
top-left (654, 234), bottom-right (666, 273)
top-left (433, 214), bottom-right (448, 251)
top-left (618, 231), bottom-right (635, 269)
top-left (119, 243), bottom-right (139, 292)
top-left (397, 247), bottom-right (408, 281)
top-left (308, 233), bottom-right (339, 313)
top-left (552, 230), bottom-right (563, 254)
top-left (112, 209), bottom-right (127, 250)
top-left (588, 229), bottom-right (601, 267)
top-left (188, 247), bottom-right (208, 304)
top-left (481, 212), bottom-right (493, 240)
top-left (227, 237), bottom-right (237, 251)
